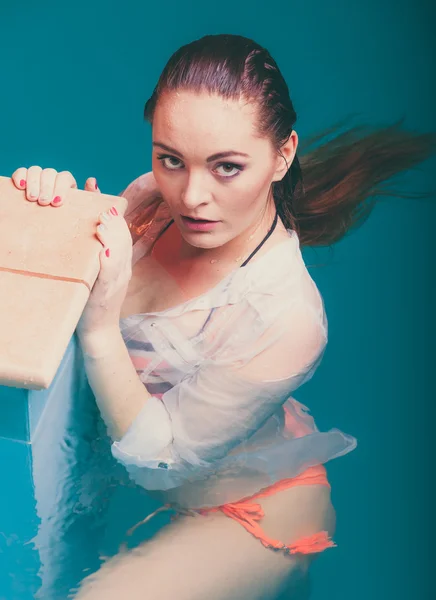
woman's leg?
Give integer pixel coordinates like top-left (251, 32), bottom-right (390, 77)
top-left (74, 483), bottom-right (335, 600)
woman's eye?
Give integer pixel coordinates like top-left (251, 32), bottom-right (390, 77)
top-left (157, 155), bottom-right (243, 178)
top-left (215, 163), bottom-right (243, 178)
top-left (158, 155), bottom-right (183, 170)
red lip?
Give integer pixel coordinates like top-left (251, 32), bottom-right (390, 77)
top-left (181, 215), bottom-right (220, 232)
top-left (182, 215), bottom-right (218, 222)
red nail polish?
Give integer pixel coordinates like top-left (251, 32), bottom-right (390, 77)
top-left (19, 179), bottom-right (26, 188)
top-left (95, 180), bottom-right (98, 190)
top-left (110, 206), bottom-right (118, 216)
top-left (105, 248), bottom-right (110, 257)
top-left (52, 196), bottom-right (62, 205)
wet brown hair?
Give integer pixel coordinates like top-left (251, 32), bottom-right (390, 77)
top-left (144, 34), bottom-right (435, 247)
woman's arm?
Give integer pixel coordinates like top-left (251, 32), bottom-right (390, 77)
top-left (78, 327), bottom-right (153, 440)
top-left (9, 166), bottom-right (161, 443)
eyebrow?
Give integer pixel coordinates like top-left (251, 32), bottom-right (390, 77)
top-left (153, 142), bottom-right (250, 162)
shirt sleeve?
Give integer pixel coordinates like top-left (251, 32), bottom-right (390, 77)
top-left (111, 296), bottom-right (328, 490)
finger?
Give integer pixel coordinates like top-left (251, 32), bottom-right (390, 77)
top-left (96, 208), bottom-right (118, 245)
top-left (26, 166), bottom-right (43, 201)
top-left (12, 168), bottom-right (28, 190)
top-left (98, 210), bottom-right (112, 227)
top-left (38, 168), bottom-right (58, 205)
top-left (98, 243), bottom-right (111, 274)
top-left (85, 177), bottom-right (100, 193)
top-left (97, 207), bottom-right (118, 227)
top-left (96, 222), bottom-right (110, 249)
top-left (51, 171), bottom-right (78, 207)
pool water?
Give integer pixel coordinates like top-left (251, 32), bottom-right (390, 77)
top-left (0, 0), bottom-right (434, 598)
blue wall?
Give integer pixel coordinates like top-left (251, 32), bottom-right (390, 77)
top-left (0, 1), bottom-right (434, 598)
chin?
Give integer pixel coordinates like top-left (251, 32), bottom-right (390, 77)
top-left (180, 229), bottom-right (229, 250)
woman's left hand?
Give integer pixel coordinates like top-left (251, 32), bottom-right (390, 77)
top-left (77, 204), bottom-right (133, 338)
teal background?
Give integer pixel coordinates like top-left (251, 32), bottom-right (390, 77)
top-left (0, 0), bottom-right (434, 598)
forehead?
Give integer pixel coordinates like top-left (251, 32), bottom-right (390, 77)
top-left (152, 90), bottom-right (264, 153)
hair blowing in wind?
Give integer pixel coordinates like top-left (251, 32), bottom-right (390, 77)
top-left (144, 34), bottom-right (435, 247)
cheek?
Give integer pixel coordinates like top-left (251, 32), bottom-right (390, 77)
top-left (152, 167), bottom-right (181, 204)
top-left (225, 176), bottom-right (270, 213)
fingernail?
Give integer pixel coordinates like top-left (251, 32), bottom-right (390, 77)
top-left (110, 206), bottom-right (118, 216)
top-left (97, 224), bottom-right (106, 233)
top-left (105, 248), bottom-right (110, 257)
top-left (52, 196), bottom-right (62, 205)
top-left (101, 212), bottom-right (110, 222)
top-left (95, 180), bottom-right (98, 190)
top-left (19, 179), bottom-right (26, 188)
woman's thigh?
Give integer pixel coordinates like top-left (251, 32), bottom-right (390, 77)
top-left (74, 484), bottom-right (335, 600)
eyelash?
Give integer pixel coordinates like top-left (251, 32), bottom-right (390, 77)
top-left (156, 154), bottom-right (245, 179)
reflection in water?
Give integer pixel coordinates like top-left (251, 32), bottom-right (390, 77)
top-left (2, 341), bottom-right (168, 600)
top-left (39, 387), bottom-right (166, 598)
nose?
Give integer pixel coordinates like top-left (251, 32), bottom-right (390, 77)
top-left (180, 171), bottom-right (211, 211)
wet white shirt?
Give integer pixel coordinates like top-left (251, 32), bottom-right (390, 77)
top-left (110, 173), bottom-right (357, 507)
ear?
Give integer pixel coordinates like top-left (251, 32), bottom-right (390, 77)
top-left (271, 130), bottom-right (299, 182)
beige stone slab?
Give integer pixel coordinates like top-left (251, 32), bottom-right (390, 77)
top-left (0, 271), bottom-right (89, 389)
top-left (0, 176), bottom-right (128, 389)
top-left (0, 176), bottom-right (127, 287)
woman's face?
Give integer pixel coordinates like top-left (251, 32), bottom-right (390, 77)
top-left (151, 90), bottom-right (297, 250)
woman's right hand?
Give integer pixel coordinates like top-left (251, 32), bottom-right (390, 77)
top-left (11, 166), bottom-right (100, 206)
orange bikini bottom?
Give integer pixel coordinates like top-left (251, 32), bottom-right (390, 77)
top-left (125, 465), bottom-right (334, 557)
top-left (192, 406), bottom-right (336, 555)
top-left (195, 464), bottom-right (335, 556)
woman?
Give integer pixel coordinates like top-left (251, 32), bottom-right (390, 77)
top-left (12, 34), bottom-right (434, 600)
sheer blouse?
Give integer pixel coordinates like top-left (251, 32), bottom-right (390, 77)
top-left (110, 173), bottom-right (357, 508)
